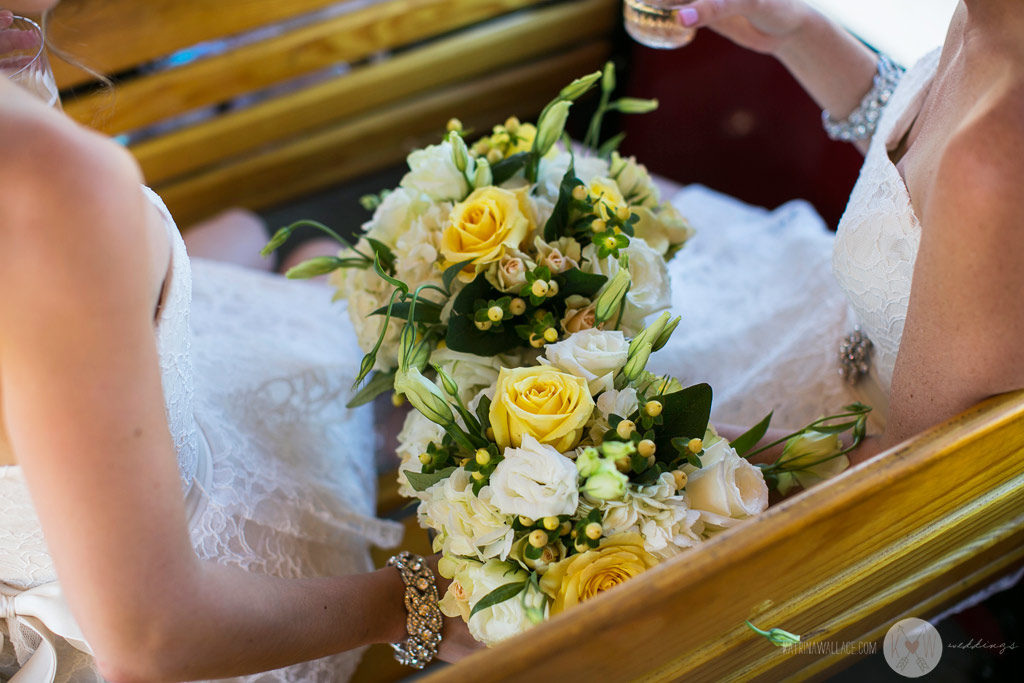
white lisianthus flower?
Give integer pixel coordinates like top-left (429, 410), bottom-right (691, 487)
top-left (459, 559), bottom-right (535, 646)
top-left (632, 203), bottom-right (696, 256)
top-left (588, 387), bottom-right (639, 443)
top-left (431, 347), bottom-right (514, 404)
top-left (583, 236), bottom-right (671, 334)
top-left (400, 141), bottom-right (469, 201)
top-left (489, 435), bottom-right (579, 519)
top-left (392, 201), bottom-right (449, 290)
top-left (609, 151), bottom-right (659, 209)
top-left (363, 187), bottom-right (429, 248)
top-left (536, 151), bottom-right (611, 201)
top-left (418, 468), bottom-right (515, 561)
top-left (582, 472), bottom-right (704, 559)
top-left (395, 410), bottom-right (446, 499)
top-left (685, 439), bottom-right (769, 525)
top-left (542, 329), bottom-right (629, 395)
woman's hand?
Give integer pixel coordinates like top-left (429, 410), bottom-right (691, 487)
top-left (677, 0), bottom-right (813, 55)
top-left (426, 554), bottom-right (483, 662)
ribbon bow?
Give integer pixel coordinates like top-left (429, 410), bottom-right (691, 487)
top-left (0, 581), bottom-right (92, 682)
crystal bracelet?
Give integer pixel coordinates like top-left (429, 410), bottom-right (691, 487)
top-left (386, 551), bottom-right (443, 669)
top-left (822, 53), bottom-right (905, 143)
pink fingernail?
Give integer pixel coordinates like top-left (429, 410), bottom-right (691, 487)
top-left (678, 8), bottom-right (699, 27)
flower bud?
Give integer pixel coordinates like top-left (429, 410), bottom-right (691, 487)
top-left (571, 185), bottom-right (588, 201)
top-left (591, 218), bottom-right (607, 233)
top-left (687, 438), bottom-right (703, 454)
top-left (472, 156), bottom-right (493, 188)
top-left (672, 470), bottom-right (688, 490)
top-left (531, 279), bottom-right (550, 298)
top-left (418, 453), bottom-right (432, 465)
top-left (432, 363), bottom-right (460, 398)
top-left (575, 447), bottom-right (602, 478)
top-left (261, 225), bottom-right (294, 256)
top-left (535, 100), bottom-right (571, 156)
top-left (651, 316), bottom-right (681, 352)
top-left (475, 448), bottom-right (491, 466)
top-left (581, 468), bottom-right (628, 501)
top-left (487, 305), bottom-right (505, 322)
top-left (519, 515), bottom-right (535, 527)
top-left (644, 400), bottom-right (663, 417)
top-left (448, 130), bottom-right (470, 172)
top-left (510, 298), bottom-right (527, 315)
top-left (543, 327), bottom-right (559, 343)
top-left (284, 256), bottom-right (343, 279)
top-left (614, 97), bottom-right (659, 114)
top-left (637, 439), bottom-right (656, 458)
top-left (475, 319), bottom-right (492, 331)
top-left (504, 116), bottom-right (520, 133)
top-left (393, 367), bottom-right (456, 428)
top-left (446, 117), bottom-right (463, 132)
top-left (558, 70), bottom-right (601, 101)
top-left (528, 529), bottom-right (548, 548)
top-left (616, 206), bottom-right (631, 222)
top-left (593, 265), bottom-right (631, 324)
top-left (585, 522), bottom-right (603, 540)
top-left (616, 419), bottom-right (636, 440)
top-left (542, 516), bottom-right (560, 531)
top-left (486, 148), bottom-right (503, 165)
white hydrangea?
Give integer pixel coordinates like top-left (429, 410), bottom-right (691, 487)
top-left (363, 187), bottom-right (428, 248)
top-left (392, 201), bottom-right (449, 291)
top-left (418, 468), bottom-right (515, 561)
top-left (395, 410), bottom-right (446, 499)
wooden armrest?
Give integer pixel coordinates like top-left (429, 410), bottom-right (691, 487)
top-left (415, 391), bottom-right (1024, 681)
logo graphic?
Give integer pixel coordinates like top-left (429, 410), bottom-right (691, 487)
top-left (883, 618), bottom-right (943, 677)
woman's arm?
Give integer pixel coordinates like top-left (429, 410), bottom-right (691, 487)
top-left (679, 0), bottom-right (879, 125)
top-left (0, 95), bottom-right (465, 682)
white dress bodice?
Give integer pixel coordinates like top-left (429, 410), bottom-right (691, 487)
top-left (1, 189), bottom-right (401, 682)
top-left (833, 49), bottom-right (942, 392)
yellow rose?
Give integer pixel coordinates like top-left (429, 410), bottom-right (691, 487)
top-left (539, 533), bottom-right (658, 614)
top-left (440, 186), bottom-right (531, 282)
top-left (489, 366), bottom-right (594, 452)
top-left (588, 177), bottom-right (629, 222)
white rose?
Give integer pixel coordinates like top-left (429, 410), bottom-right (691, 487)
top-left (363, 187), bottom-right (428, 248)
top-left (542, 329), bottom-right (629, 395)
top-left (583, 236), bottom-right (671, 334)
top-left (485, 248), bottom-right (535, 293)
top-left (489, 435), bottom-right (579, 519)
top-left (400, 141), bottom-right (468, 201)
top-left (396, 410), bottom-right (447, 499)
top-left (533, 235), bottom-right (582, 274)
top-left (461, 559), bottom-right (535, 646)
top-left (419, 469), bottom-right (515, 560)
top-left (686, 440), bottom-right (769, 523)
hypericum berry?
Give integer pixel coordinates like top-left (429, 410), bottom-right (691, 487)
top-left (509, 297), bottom-right (527, 315)
top-left (487, 305), bottom-right (504, 322)
top-left (616, 419), bottom-right (636, 440)
top-left (531, 279), bottom-right (550, 298)
top-left (644, 400), bottom-right (663, 417)
top-left (585, 522), bottom-right (603, 540)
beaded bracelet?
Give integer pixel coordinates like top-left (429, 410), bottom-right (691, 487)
top-left (386, 551), bottom-right (443, 669)
top-left (822, 53), bottom-right (905, 143)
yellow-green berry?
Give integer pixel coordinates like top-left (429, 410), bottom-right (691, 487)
top-left (585, 522), bottom-right (603, 540)
top-left (644, 400), bottom-right (663, 417)
top-left (616, 419), bottom-right (636, 440)
top-left (487, 305), bottom-right (504, 322)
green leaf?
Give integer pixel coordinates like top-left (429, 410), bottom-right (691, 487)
top-left (446, 275), bottom-right (522, 355)
top-left (404, 466), bottom-right (457, 492)
top-left (730, 411), bottom-right (773, 457)
top-left (557, 268), bottom-right (607, 299)
top-left (365, 238), bottom-right (396, 273)
top-left (596, 132), bottom-right (627, 159)
top-left (654, 383), bottom-right (713, 457)
top-left (346, 370), bottom-right (396, 408)
top-left (370, 300), bottom-right (443, 324)
top-left (810, 420), bottom-right (860, 434)
top-left (491, 152), bottom-right (531, 185)
top-left (442, 258), bottom-right (475, 292)
top-left (543, 159), bottom-right (580, 242)
top-left (475, 394), bottom-right (493, 431)
top-left (470, 580), bottom-right (528, 618)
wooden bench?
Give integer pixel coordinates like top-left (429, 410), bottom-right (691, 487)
top-left (48, 0), bottom-right (619, 227)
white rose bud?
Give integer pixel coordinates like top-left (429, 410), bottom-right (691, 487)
top-left (542, 328), bottom-right (629, 395)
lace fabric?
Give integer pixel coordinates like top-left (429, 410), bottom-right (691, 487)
top-left (1, 190), bottom-right (401, 682)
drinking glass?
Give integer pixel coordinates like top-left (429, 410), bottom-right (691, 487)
top-left (0, 14), bottom-right (61, 108)
top-left (623, 0), bottom-right (697, 50)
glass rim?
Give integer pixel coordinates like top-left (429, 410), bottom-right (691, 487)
top-left (3, 15), bottom-right (46, 80)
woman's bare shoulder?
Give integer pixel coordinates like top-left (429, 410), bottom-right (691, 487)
top-left (0, 99), bottom-right (155, 324)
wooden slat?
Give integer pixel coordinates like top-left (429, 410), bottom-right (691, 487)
top-left (416, 391), bottom-right (1024, 682)
top-left (49, 0), bottom-right (385, 89)
top-left (131, 0), bottom-right (618, 186)
top-left (155, 42), bottom-right (610, 226)
top-left (61, 0), bottom-right (546, 134)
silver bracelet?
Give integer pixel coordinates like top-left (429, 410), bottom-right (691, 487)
top-left (822, 53), bottom-right (905, 142)
top-left (386, 551), bottom-right (443, 669)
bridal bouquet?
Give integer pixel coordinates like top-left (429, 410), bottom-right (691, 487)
top-left (391, 312), bottom-right (870, 645)
top-left (264, 63), bottom-right (694, 406)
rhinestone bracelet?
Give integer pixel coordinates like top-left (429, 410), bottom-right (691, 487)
top-left (822, 53), bottom-right (905, 142)
top-left (839, 327), bottom-right (873, 385)
top-left (386, 551), bottom-right (443, 669)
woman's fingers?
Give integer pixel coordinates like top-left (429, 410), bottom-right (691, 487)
top-left (678, 0), bottom-right (758, 29)
top-left (0, 10), bottom-right (14, 29)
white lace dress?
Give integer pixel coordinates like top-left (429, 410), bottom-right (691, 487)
top-left (650, 49), bottom-right (944, 433)
top-left (0, 189), bottom-right (402, 682)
